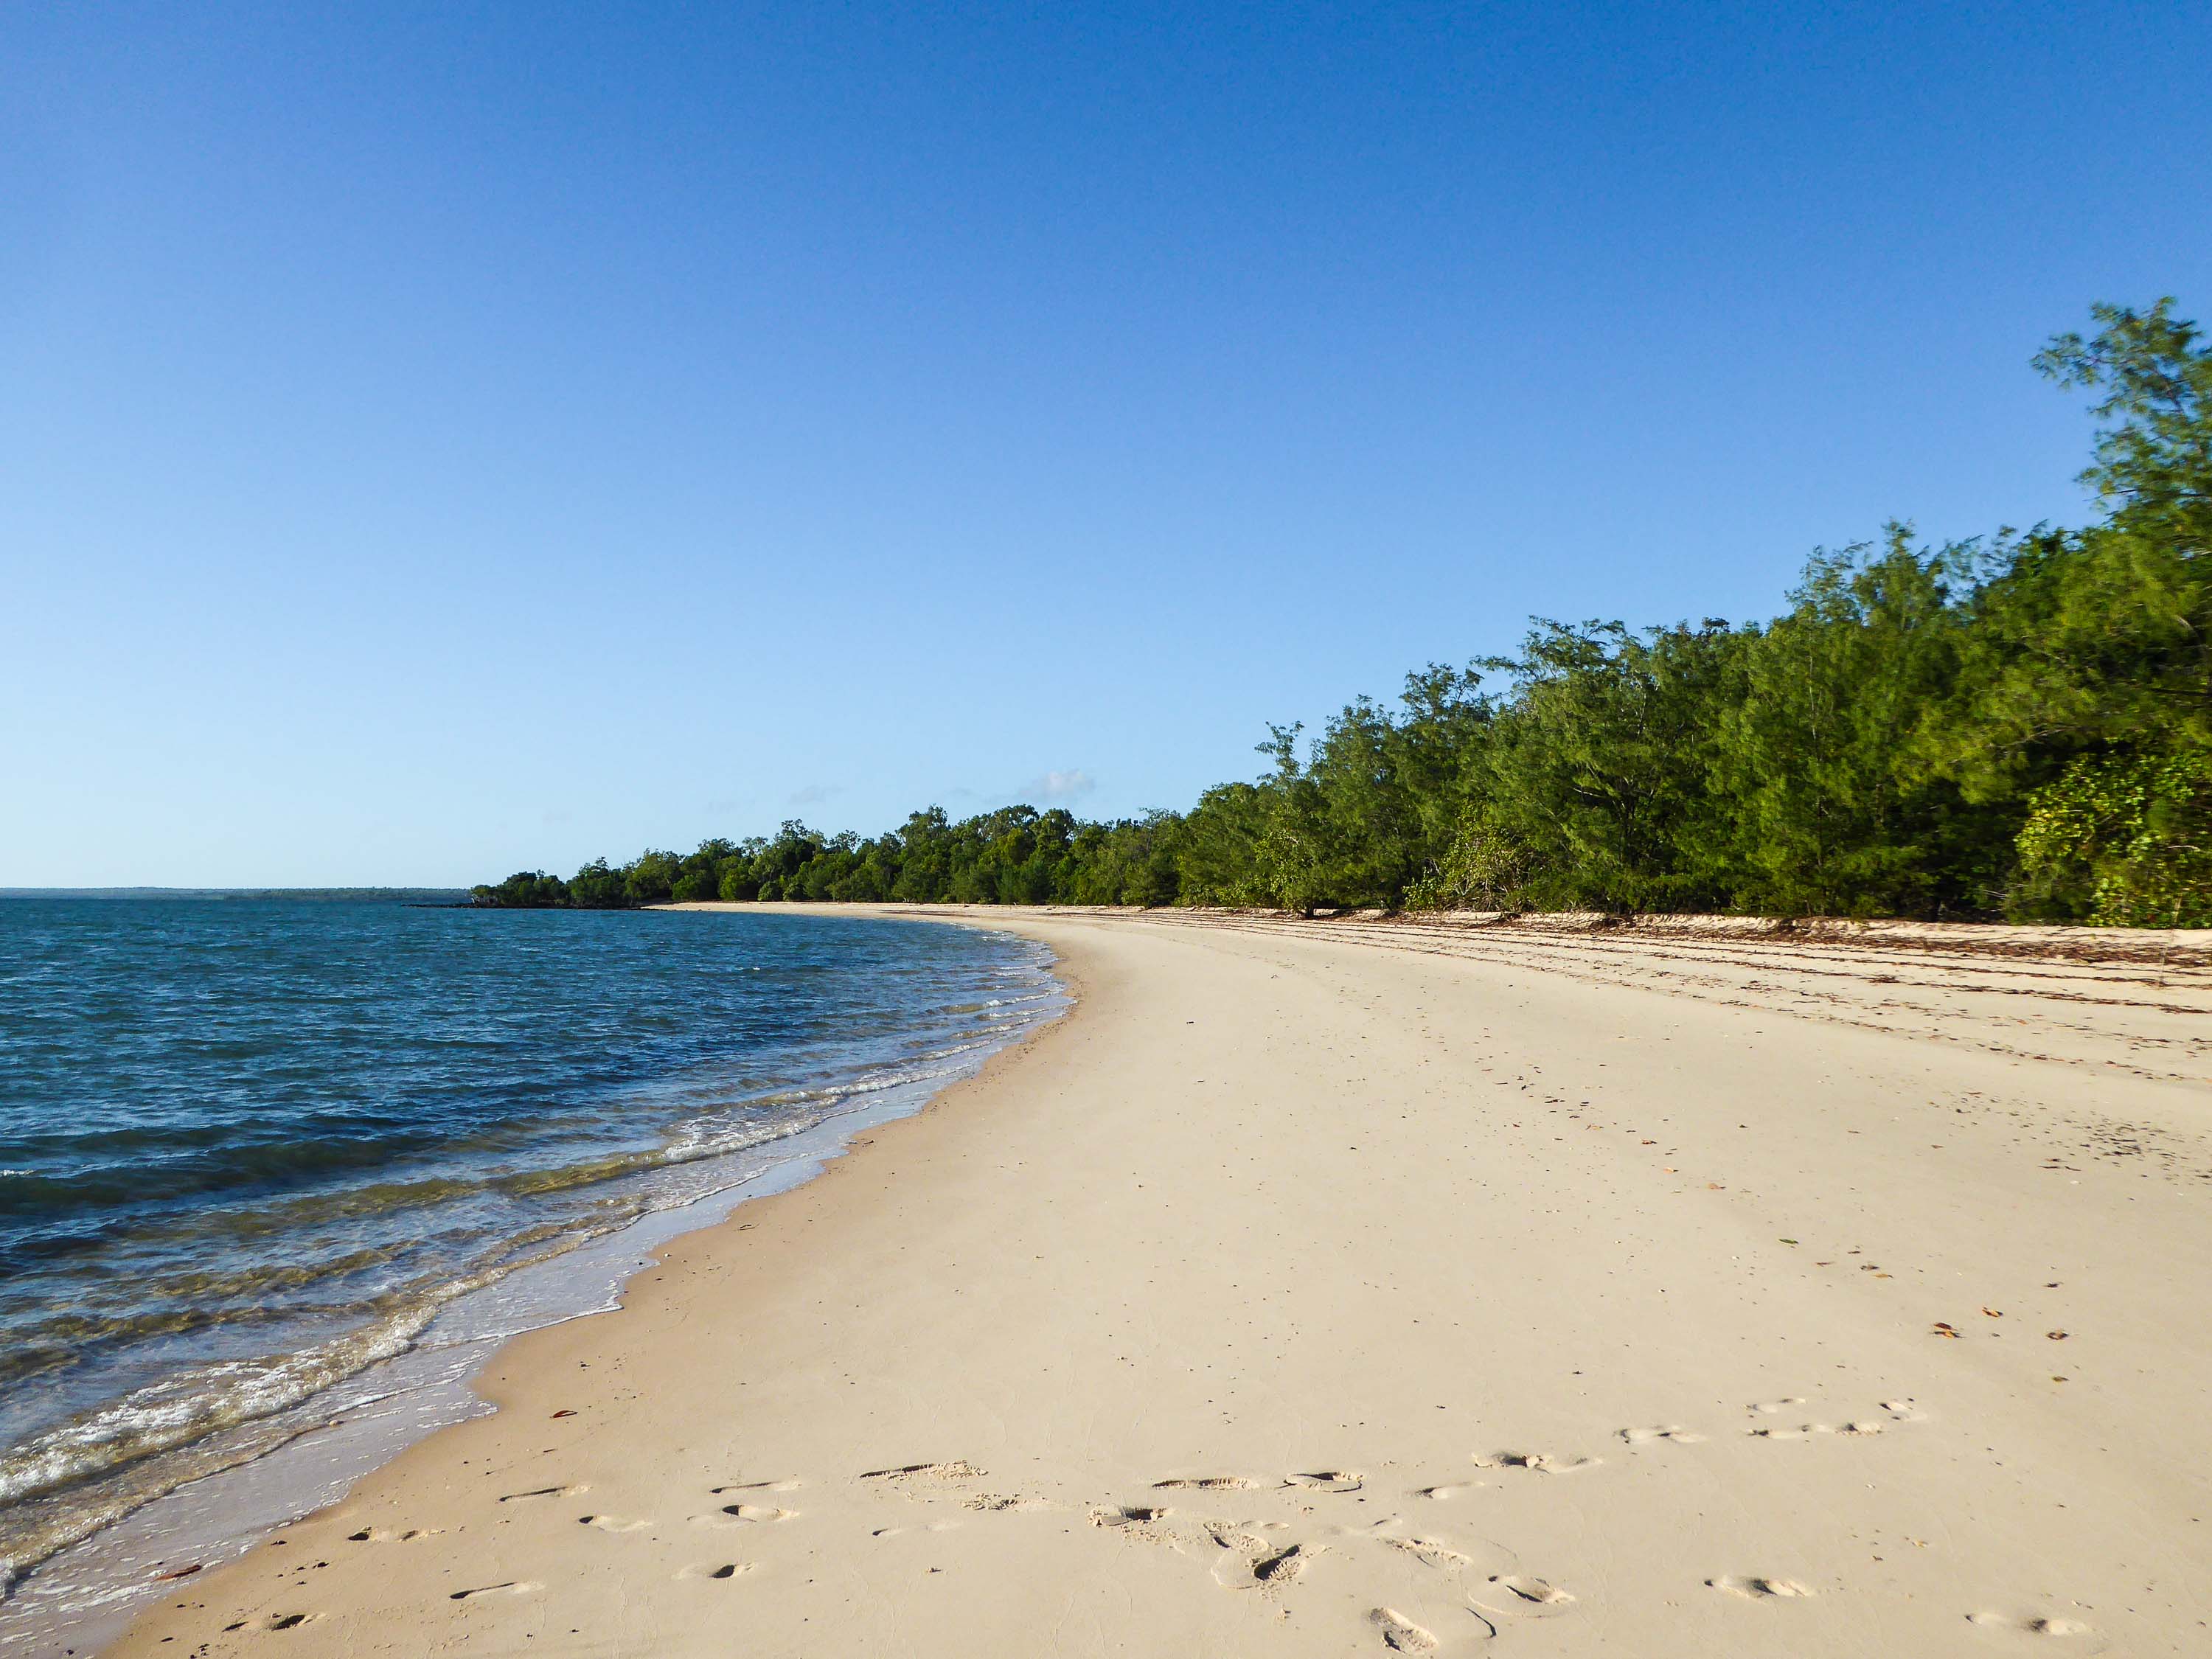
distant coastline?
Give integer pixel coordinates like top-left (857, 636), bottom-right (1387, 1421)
top-left (0, 888), bottom-right (470, 902)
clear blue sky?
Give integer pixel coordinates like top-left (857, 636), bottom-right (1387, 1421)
top-left (4, 2), bottom-right (2208, 886)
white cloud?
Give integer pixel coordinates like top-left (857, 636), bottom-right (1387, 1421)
top-left (1026, 768), bottom-right (1097, 803)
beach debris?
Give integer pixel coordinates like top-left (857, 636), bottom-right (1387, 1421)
top-left (152, 1563), bottom-right (203, 1581)
top-left (1932, 1321), bottom-right (1962, 1338)
top-left (2048, 1330), bottom-right (2070, 1340)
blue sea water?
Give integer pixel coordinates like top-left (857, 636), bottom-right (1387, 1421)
top-left (0, 897), bottom-right (1059, 1613)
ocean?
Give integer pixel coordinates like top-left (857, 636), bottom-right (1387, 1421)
top-left (0, 897), bottom-right (1060, 1641)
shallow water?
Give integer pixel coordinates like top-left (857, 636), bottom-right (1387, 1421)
top-left (0, 898), bottom-right (1059, 1618)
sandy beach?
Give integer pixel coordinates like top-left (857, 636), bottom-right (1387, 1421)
top-left (102, 905), bottom-right (2212, 1657)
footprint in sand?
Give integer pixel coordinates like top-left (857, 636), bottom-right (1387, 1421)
top-left (1285, 1469), bottom-right (1366, 1493)
top-left (675, 1562), bottom-right (752, 1582)
top-left (1413, 1482), bottom-right (1481, 1501)
top-left (1471, 1451), bottom-right (1600, 1474)
top-left (709, 1478), bottom-right (802, 1496)
top-left (449, 1582), bottom-right (541, 1602)
top-left (1152, 1474), bottom-right (1262, 1492)
top-left (343, 1526), bottom-right (440, 1543)
top-left (691, 1503), bottom-right (796, 1528)
top-left (961, 1491), bottom-right (1041, 1512)
top-left (719, 1503), bottom-right (796, 1523)
top-left (1375, 1534), bottom-right (1478, 1572)
top-left (1348, 1517), bottom-right (1540, 1601)
top-left (1617, 1425), bottom-right (1705, 1444)
top-left (858, 1461), bottom-right (983, 1485)
top-left (1751, 1403), bottom-right (1911, 1439)
top-left (1367, 1607), bottom-right (1439, 1652)
top-left (1747, 1397), bottom-right (1806, 1415)
top-left (577, 1513), bottom-right (653, 1533)
top-left (1211, 1539), bottom-right (1317, 1588)
top-left (1091, 1503), bottom-right (1172, 1528)
top-left (1484, 1573), bottom-right (1574, 1607)
top-left (1708, 1574), bottom-right (1815, 1599)
top-left (1967, 1611), bottom-right (2092, 1636)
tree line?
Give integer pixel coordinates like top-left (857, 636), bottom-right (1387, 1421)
top-left (475, 301), bottom-right (2212, 927)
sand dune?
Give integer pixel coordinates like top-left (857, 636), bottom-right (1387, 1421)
top-left (105, 906), bottom-right (2212, 1656)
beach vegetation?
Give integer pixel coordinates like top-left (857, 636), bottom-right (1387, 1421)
top-left (472, 300), bottom-right (2212, 925)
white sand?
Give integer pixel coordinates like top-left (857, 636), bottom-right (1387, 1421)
top-left (107, 906), bottom-right (2212, 1656)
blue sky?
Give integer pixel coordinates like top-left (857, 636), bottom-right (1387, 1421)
top-left (4, 2), bottom-right (2208, 886)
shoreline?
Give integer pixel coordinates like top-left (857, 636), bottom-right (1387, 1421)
top-left (1, 912), bottom-right (1065, 1656)
top-left (93, 905), bottom-right (2212, 1655)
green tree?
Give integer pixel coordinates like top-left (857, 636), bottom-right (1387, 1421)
top-left (2036, 297), bottom-right (2211, 552)
top-left (1473, 621), bottom-right (1729, 912)
top-left (568, 858), bottom-right (629, 908)
top-left (2017, 751), bottom-right (2212, 924)
top-left (1717, 536), bottom-right (1997, 916)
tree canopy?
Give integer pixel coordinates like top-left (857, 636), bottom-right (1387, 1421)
top-left (476, 301), bottom-right (2212, 928)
